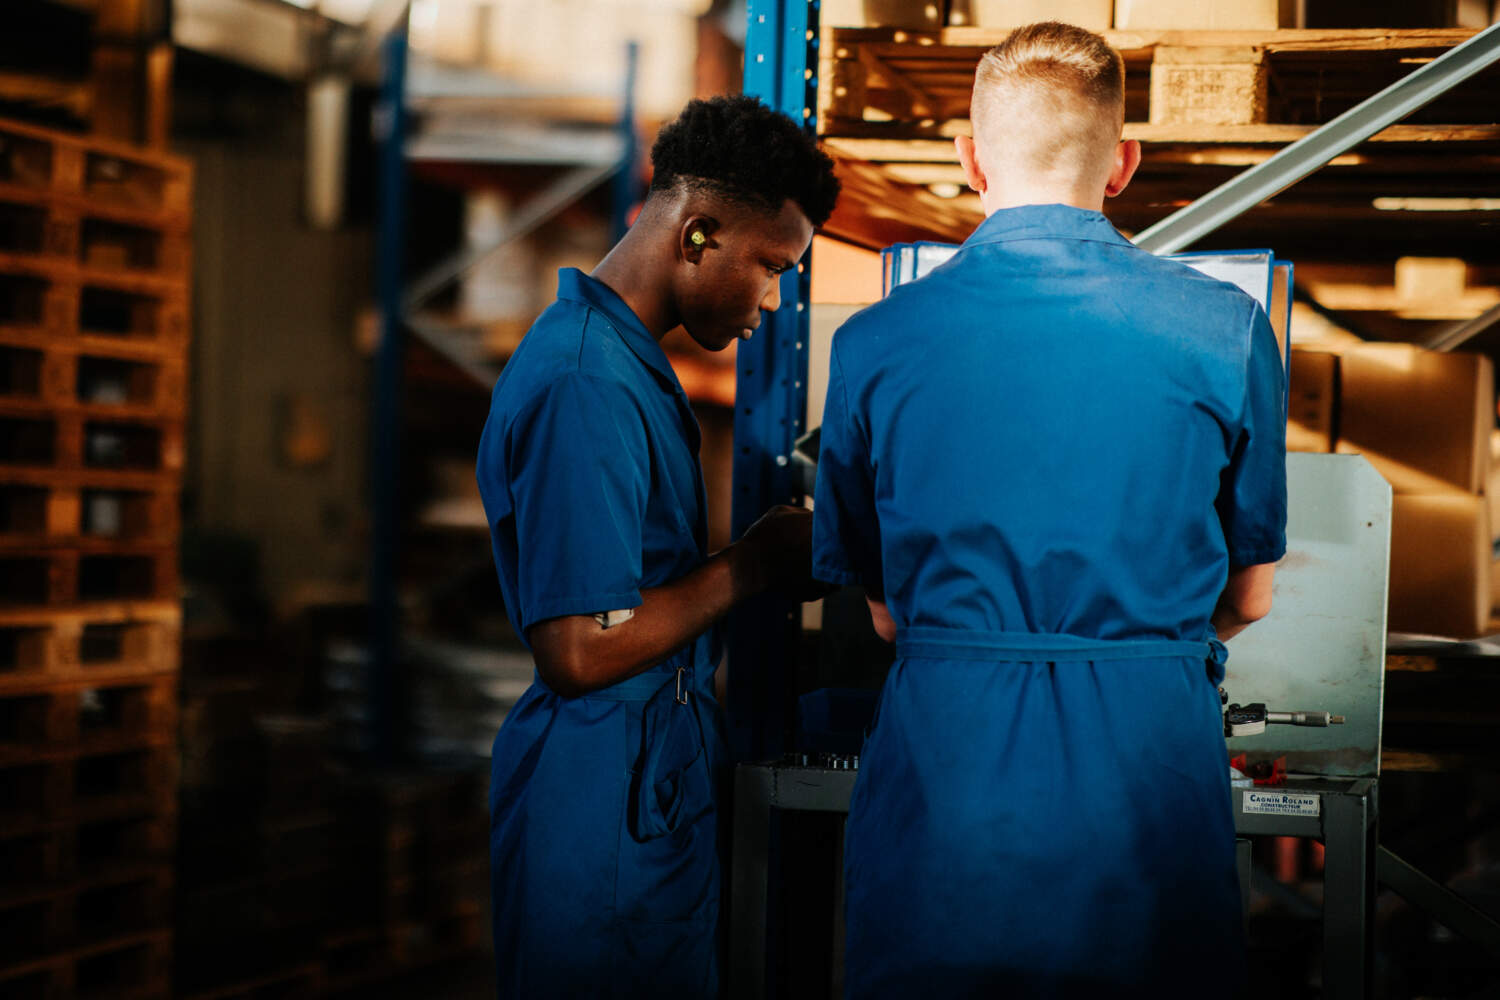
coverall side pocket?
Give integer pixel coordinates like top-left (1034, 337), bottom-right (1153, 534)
top-left (616, 698), bottom-right (718, 925)
top-left (624, 687), bottom-right (712, 842)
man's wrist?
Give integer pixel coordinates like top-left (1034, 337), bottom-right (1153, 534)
top-left (723, 538), bottom-right (767, 603)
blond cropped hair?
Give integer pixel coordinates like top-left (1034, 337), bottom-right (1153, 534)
top-left (970, 22), bottom-right (1125, 181)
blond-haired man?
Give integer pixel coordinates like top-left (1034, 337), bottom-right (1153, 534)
top-left (813, 22), bottom-right (1285, 996)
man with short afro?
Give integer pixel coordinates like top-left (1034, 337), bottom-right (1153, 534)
top-left (476, 95), bottom-right (839, 998)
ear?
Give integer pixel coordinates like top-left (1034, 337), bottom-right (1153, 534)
top-left (680, 215), bottom-right (720, 263)
top-left (1105, 139), bottom-right (1142, 199)
top-left (955, 135), bottom-right (987, 196)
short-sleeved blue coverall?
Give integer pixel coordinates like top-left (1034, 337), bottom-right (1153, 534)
top-left (477, 268), bottom-right (725, 998)
top-left (812, 204), bottom-right (1288, 998)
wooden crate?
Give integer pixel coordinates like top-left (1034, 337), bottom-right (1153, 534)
top-left (0, 927), bottom-right (171, 1000)
top-left (0, 602), bottom-right (180, 692)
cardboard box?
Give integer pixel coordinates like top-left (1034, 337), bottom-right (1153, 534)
top-left (1115, 0), bottom-right (1300, 28)
top-left (1390, 491), bottom-right (1490, 638)
top-left (953, 0), bottom-right (1112, 29)
top-left (1335, 343), bottom-right (1493, 495)
top-left (824, 0), bottom-right (946, 28)
top-left (811, 236), bottom-right (883, 305)
top-left (1286, 349), bottom-right (1337, 453)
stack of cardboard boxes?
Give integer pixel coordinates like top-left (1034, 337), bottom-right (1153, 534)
top-left (1289, 343), bottom-right (1495, 638)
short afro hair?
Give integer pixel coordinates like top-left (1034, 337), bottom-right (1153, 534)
top-left (649, 96), bottom-right (840, 227)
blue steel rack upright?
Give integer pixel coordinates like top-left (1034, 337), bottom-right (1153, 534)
top-left (731, 0), bottom-right (822, 763)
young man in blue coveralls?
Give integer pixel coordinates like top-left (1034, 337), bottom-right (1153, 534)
top-left (812, 23), bottom-right (1287, 998)
top-left (476, 96), bottom-right (839, 998)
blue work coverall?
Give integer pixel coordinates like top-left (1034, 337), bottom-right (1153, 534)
top-left (812, 204), bottom-right (1287, 998)
top-left (477, 268), bottom-right (725, 998)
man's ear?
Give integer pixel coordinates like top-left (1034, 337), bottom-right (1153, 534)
top-left (1105, 139), bottom-right (1142, 199)
top-left (955, 135), bottom-right (987, 195)
top-left (680, 215), bottom-right (720, 263)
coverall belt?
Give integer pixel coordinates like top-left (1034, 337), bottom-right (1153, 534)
top-left (895, 627), bottom-right (1214, 663)
top-left (545, 646), bottom-right (699, 703)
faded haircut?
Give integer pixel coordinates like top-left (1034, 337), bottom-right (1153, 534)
top-left (649, 96), bottom-right (840, 227)
top-left (970, 22), bottom-right (1126, 179)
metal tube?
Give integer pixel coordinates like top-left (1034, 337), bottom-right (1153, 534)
top-left (1424, 300), bottom-right (1500, 352)
top-left (370, 13), bottom-right (410, 766)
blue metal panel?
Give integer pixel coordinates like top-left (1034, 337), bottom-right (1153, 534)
top-left (370, 19), bottom-right (410, 766)
top-left (731, 0), bottom-right (819, 762)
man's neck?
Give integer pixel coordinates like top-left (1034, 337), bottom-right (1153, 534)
top-left (590, 225), bottom-right (677, 341)
top-left (980, 183), bottom-right (1104, 216)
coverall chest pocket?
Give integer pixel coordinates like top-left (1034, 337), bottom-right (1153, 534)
top-left (616, 683), bottom-right (717, 923)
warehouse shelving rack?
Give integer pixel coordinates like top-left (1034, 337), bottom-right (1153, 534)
top-left (734, 5), bottom-right (1500, 997)
top-left (733, 1), bottom-right (1500, 764)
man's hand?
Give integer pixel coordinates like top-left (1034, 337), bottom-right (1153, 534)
top-left (731, 505), bottom-right (834, 602)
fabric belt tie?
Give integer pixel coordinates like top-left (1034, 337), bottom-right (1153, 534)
top-left (533, 644), bottom-right (703, 704)
top-left (583, 665), bottom-right (686, 703)
top-left (896, 627), bottom-right (1227, 673)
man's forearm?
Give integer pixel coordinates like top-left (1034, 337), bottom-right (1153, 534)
top-left (527, 543), bottom-right (764, 697)
top-left (1212, 562), bottom-right (1277, 642)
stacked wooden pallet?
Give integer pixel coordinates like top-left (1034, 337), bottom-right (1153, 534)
top-left (321, 769), bottom-right (488, 994)
top-left (814, 27), bottom-right (1500, 258)
top-left (0, 117), bottom-right (189, 1000)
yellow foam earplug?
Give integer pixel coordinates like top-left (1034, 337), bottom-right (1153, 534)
top-left (691, 230), bottom-right (706, 246)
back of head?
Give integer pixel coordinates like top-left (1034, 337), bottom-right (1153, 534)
top-left (970, 22), bottom-right (1125, 188)
top-left (649, 95), bottom-right (840, 226)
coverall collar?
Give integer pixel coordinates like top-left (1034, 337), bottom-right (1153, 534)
top-left (963, 202), bottom-right (1133, 251)
top-left (556, 267), bottom-right (685, 394)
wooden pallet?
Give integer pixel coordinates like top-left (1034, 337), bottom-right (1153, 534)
top-left (0, 410), bottom-right (184, 476)
top-left (0, 545), bottom-right (179, 607)
top-left (820, 27), bottom-right (1494, 129)
top-left (814, 26), bottom-right (1500, 256)
top-left (0, 268), bottom-right (189, 344)
top-left (0, 196), bottom-right (190, 283)
top-left (181, 963), bottom-right (324, 1000)
top-left (0, 673), bottom-right (177, 766)
top-left (0, 118), bottom-right (191, 220)
top-left (0, 812), bottom-right (174, 885)
top-left (0, 339), bottom-right (187, 419)
top-left (0, 927), bottom-right (170, 999)
top-left (0, 601), bottom-right (179, 692)
top-left (0, 865), bottom-right (172, 963)
top-left (0, 742), bottom-right (177, 836)
top-left (321, 903), bottom-right (484, 994)
top-left (0, 480), bottom-right (179, 547)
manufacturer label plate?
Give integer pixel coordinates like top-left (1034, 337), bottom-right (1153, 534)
top-left (1242, 790), bottom-right (1321, 818)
